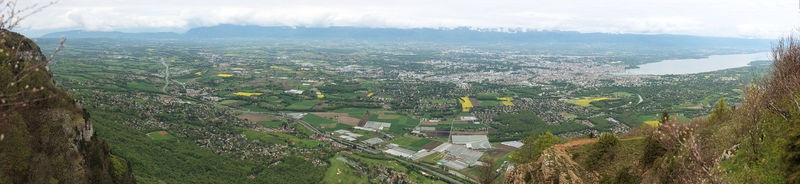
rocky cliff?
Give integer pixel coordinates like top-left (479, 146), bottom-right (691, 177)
top-left (0, 30), bottom-right (136, 184)
top-left (505, 140), bottom-right (600, 184)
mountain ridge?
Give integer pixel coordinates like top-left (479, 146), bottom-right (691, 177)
top-left (39, 24), bottom-right (770, 49)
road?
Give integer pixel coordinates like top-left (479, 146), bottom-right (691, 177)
top-left (160, 58), bottom-right (169, 93)
top-left (293, 118), bottom-right (465, 184)
top-left (636, 94), bottom-right (643, 105)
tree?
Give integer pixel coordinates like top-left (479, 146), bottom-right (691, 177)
top-left (660, 110), bottom-right (670, 124)
top-left (509, 132), bottom-right (561, 164)
top-left (707, 98), bottom-right (732, 123)
top-left (478, 157), bottom-right (498, 184)
top-left (639, 133), bottom-right (665, 167)
top-left (585, 133), bottom-right (619, 170)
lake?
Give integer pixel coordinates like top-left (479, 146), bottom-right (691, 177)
top-left (621, 52), bottom-right (771, 75)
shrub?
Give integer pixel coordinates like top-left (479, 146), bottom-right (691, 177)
top-left (600, 166), bottom-right (641, 184)
top-left (585, 133), bottom-right (619, 170)
top-left (509, 132), bottom-right (561, 164)
top-left (640, 133), bottom-right (666, 167)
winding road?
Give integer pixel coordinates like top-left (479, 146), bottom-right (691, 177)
top-left (636, 94), bottom-right (643, 105)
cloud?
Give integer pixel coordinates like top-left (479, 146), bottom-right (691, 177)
top-left (16, 0), bottom-right (800, 38)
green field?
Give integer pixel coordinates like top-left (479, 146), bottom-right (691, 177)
top-left (218, 99), bottom-right (240, 105)
top-left (478, 100), bottom-right (501, 107)
top-left (147, 131), bottom-right (175, 140)
top-left (323, 157), bottom-right (369, 184)
top-left (257, 121), bottom-right (284, 128)
top-left (612, 91), bottom-right (634, 97)
top-left (424, 99), bottom-right (454, 104)
top-left (304, 114), bottom-right (353, 131)
top-left (390, 135), bottom-right (433, 150)
top-left (332, 107), bottom-right (372, 118)
top-left (453, 123), bottom-right (487, 128)
top-left (370, 114), bottom-right (420, 134)
top-left (561, 113), bottom-right (578, 119)
top-left (286, 100), bottom-right (319, 110)
top-left (241, 128), bottom-right (323, 148)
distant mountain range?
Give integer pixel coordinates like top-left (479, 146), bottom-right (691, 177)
top-left (41, 24), bottom-right (771, 49)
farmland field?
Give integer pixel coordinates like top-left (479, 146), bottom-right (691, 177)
top-left (391, 135), bottom-right (433, 150)
top-left (286, 100), bottom-right (319, 111)
top-left (370, 114), bottom-right (420, 134)
top-left (567, 97), bottom-right (612, 107)
top-left (257, 121), bottom-right (284, 128)
top-left (479, 100), bottom-right (500, 107)
top-left (304, 114), bottom-right (353, 131)
top-left (147, 131), bottom-right (175, 140)
top-left (424, 99), bottom-right (454, 104)
top-left (331, 108), bottom-right (371, 118)
top-left (218, 99), bottom-right (240, 105)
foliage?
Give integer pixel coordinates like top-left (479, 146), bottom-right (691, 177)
top-left (477, 157), bottom-right (498, 184)
top-left (639, 134), bottom-right (666, 167)
top-left (707, 98), bottom-right (731, 123)
top-left (250, 156), bottom-right (326, 184)
top-left (509, 132), bottom-right (561, 164)
top-left (491, 111), bottom-right (587, 141)
top-left (599, 166), bottom-right (641, 184)
top-left (584, 133), bottom-right (619, 170)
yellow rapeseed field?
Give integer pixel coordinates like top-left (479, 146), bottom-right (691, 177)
top-left (497, 97), bottom-right (514, 106)
top-left (459, 97), bottom-right (473, 112)
top-left (567, 97), bottom-right (610, 107)
top-left (643, 121), bottom-right (660, 127)
top-left (233, 92), bottom-right (263, 96)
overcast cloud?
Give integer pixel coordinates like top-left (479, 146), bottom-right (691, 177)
top-left (15, 0), bottom-right (800, 38)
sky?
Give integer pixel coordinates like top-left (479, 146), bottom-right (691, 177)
top-left (15, 0), bottom-right (800, 38)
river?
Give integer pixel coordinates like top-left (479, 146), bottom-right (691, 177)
top-left (621, 52), bottom-right (771, 75)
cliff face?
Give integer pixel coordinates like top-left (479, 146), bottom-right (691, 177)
top-left (0, 30), bottom-right (135, 184)
top-left (505, 143), bottom-right (599, 184)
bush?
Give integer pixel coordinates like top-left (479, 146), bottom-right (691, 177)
top-left (509, 132), bottom-right (561, 164)
top-left (600, 166), bottom-right (641, 184)
top-left (585, 133), bottom-right (619, 170)
top-left (640, 134), bottom-right (666, 167)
